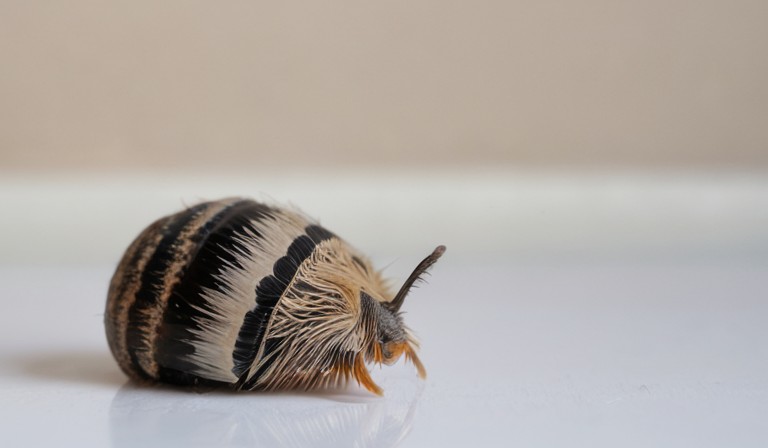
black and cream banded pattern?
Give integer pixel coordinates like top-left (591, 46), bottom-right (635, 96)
top-left (105, 198), bottom-right (434, 394)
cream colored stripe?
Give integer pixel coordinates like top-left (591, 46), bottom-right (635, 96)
top-left (107, 219), bottom-right (166, 378)
top-left (186, 209), bottom-right (311, 383)
top-left (135, 198), bottom-right (244, 377)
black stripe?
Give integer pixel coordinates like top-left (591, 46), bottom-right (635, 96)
top-left (236, 225), bottom-right (336, 388)
top-left (125, 201), bottom-right (213, 378)
top-left (153, 200), bottom-right (277, 385)
top-left (105, 217), bottom-right (165, 373)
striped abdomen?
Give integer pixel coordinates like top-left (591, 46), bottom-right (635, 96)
top-left (106, 197), bottom-right (439, 394)
top-left (105, 198), bottom-right (344, 388)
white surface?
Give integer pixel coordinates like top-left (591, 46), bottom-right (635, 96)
top-left (1, 169), bottom-right (767, 264)
top-left (0, 258), bottom-right (767, 447)
top-left (1, 171), bottom-right (767, 446)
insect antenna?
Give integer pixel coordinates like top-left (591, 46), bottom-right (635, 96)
top-left (387, 245), bottom-right (445, 312)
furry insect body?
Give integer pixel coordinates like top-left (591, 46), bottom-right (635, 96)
top-left (104, 198), bottom-right (444, 395)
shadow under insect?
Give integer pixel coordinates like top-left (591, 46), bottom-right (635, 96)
top-left (18, 350), bottom-right (126, 387)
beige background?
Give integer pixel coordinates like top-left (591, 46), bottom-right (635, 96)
top-left (1, 1), bottom-right (767, 170)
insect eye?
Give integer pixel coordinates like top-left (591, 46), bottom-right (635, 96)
top-left (380, 341), bottom-right (409, 365)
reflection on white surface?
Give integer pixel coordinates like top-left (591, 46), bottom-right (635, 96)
top-left (109, 378), bottom-right (422, 448)
top-left (1, 193), bottom-right (768, 448)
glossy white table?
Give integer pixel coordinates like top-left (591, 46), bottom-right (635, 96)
top-left (1, 256), bottom-right (766, 447)
top-left (1, 170), bottom-right (766, 446)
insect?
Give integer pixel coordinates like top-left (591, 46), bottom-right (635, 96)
top-left (104, 198), bottom-right (445, 395)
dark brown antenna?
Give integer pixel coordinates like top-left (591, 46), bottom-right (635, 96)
top-left (388, 245), bottom-right (446, 312)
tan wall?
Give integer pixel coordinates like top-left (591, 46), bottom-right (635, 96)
top-left (1, 1), bottom-right (767, 170)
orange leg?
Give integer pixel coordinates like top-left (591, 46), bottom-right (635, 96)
top-left (353, 355), bottom-right (383, 396)
top-left (405, 346), bottom-right (427, 379)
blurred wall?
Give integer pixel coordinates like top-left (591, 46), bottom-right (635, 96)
top-left (1, 1), bottom-right (767, 170)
